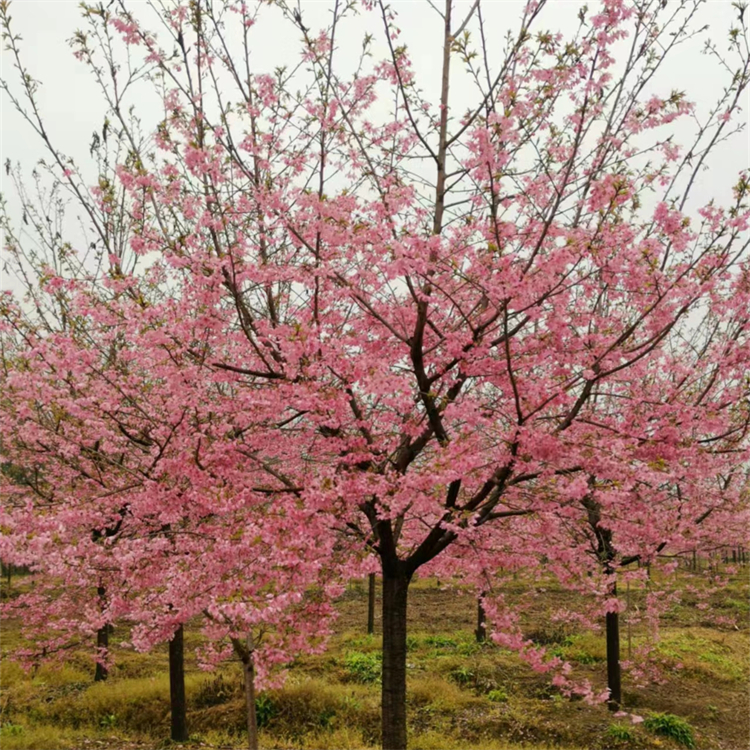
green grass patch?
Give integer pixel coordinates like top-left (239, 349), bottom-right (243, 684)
top-left (605, 723), bottom-right (636, 743)
top-left (546, 633), bottom-right (605, 665)
top-left (487, 688), bottom-right (508, 703)
top-left (343, 651), bottom-right (382, 684)
top-left (655, 628), bottom-right (747, 682)
top-left (0, 723), bottom-right (93, 750)
top-left (644, 712), bottom-right (695, 748)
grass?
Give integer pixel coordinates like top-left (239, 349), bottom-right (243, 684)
top-left (604, 723), bottom-right (637, 743)
top-left (343, 651), bottom-right (382, 684)
top-left (644, 712), bottom-right (696, 748)
top-left (0, 723), bottom-right (97, 750)
top-left (0, 569), bottom-right (748, 749)
top-left (654, 628), bottom-right (749, 683)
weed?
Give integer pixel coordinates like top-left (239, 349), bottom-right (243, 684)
top-left (343, 651), bottom-right (381, 684)
top-left (605, 723), bottom-right (636, 742)
top-left (573, 652), bottom-right (600, 665)
top-left (448, 666), bottom-right (475, 686)
top-left (0, 722), bottom-right (24, 736)
top-left (424, 634), bottom-right (458, 649)
top-left (98, 713), bottom-right (117, 729)
top-left (644, 712), bottom-right (695, 748)
top-left (456, 641), bottom-right (481, 656)
top-left (346, 633), bottom-right (380, 650)
top-left (317, 707), bottom-right (336, 729)
top-left (487, 689), bottom-right (508, 703)
top-left (256, 693), bottom-right (277, 728)
top-left (341, 694), bottom-right (362, 712)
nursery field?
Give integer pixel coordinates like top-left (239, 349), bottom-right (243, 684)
top-left (0, 571), bottom-right (748, 750)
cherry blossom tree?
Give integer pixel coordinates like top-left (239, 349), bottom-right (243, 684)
top-left (0, 277), bottom-right (347, 748)
top-left (3, 1), bottom-right (750, 748)
top-left (0, 139), bottom-right (346, 750)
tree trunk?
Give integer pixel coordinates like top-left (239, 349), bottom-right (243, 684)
top-left (242, 635), bottom-right (258, 750)
top-left (475, 594), bottom-right (486, 643)
top-left (606, 584), bottom-right (622, 711)
top-left (381, 565), bottom-right (410, 750)
top-left (626, 581), bottom-right (632, 660)
top-left (94, 585), bottom-right (109, 682)
top-left (368, 573), bottom-right (376, 635)
top-left (169, 625), bottom-right (188, 742)
top-left (94, 624), bottom-right (109, 682)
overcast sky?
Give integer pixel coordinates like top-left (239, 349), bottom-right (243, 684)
top-left (1, 0), bottom-right (748, 292)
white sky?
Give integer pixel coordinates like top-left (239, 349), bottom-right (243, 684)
top-left (1, 0), bottom-right (748, 292)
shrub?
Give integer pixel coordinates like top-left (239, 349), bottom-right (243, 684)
top-left (644, 712), bottom-right (696, 748)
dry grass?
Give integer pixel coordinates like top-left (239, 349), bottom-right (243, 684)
top-left (0, 570), bottom-right (747, 750)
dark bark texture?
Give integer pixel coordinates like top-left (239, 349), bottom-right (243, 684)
top-left (169, 624), bottom-right (188, 741)
top-left (94, 585), bottom-right (109, 682)
top-left (381, 565), bottom-right (410, 750)
top-left (476, 594), bottom-right (487, 643)
top-left (94, 624), bottom-right (109, 682)
top-left (243, 637), bottom-right (258, 750)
